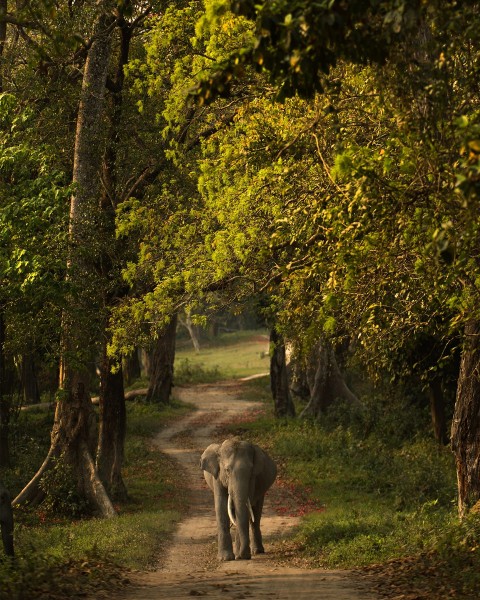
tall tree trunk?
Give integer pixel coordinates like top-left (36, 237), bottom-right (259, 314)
top-left (123, 348), bottom-right (141, 386)
top-left (146, 314), bottom-right (178, 404)
top-left (96, 341), bottom-right (127, 501)
top-left (94, 13), bottom-right (132, 504)
top-left (451, 320), bottom-right (480, 517)
top-left (300, 340), bottom-right (359, 419)
top-left (269, 328), bottom-right (296, 418)
top-left (21, 354), bottom-right (40, 405)
top-left (179, 313), bottom-right (201, 352)
top-left (0, 0), bottom-right (6, 94)
top-left (428, 377), bottom-right (448, 446)
top-left (14, 10), bottom-right (116, 517)
top-left (0, 309), bottom-right (11, 468)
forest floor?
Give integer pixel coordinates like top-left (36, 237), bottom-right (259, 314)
top-left (104, 379), bottom-right (379, 600)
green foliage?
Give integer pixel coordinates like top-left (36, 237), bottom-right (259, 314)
top-left (0, 401), bottom-right (191, 599)
top-left (0, 92), bottom-right (70, 358)
top-left (39, 455), bottom-right (90, 518)
top-left (233, 384), bottom-right (458, 568)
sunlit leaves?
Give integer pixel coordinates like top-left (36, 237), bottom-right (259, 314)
top-left (0, 94), bottom-right (70, 354)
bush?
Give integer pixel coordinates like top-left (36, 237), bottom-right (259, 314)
top-left (39, 455), bottom-right (89, 517)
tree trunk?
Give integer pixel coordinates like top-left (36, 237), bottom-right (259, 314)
top-left (300, 340), bottom-right (359, 419)
top-left (146, 314), bottom-right (178, 404)
top-left (0, 0), bottom-right (6, 94)
top-left (179, 313), bottom-right (201, 352)
top-left (94, 13), bottom-right (133, 502)
top-left (0, 309), bottom-right (11, 468)
top-left (123, 348), bottom-right (141, 387)
top-left (14, 10), bottom-right (116, 517)
top-left (428, 377), bottom-right (448, 446)
top-left (21, 354), bottom-right (40, 405)
top-left (96, 342), bottom-right (127, 501)
top-left (451, 320), bottom-right (480, 518)
top-left (269, 329), bottom-right (296, 418)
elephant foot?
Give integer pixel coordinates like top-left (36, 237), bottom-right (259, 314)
top-left (218, 550), bottom-right (235, 561)
top-left (252, 546), bottom-right (265, 555)
top-left (235, 551), bottom-right (252, 560)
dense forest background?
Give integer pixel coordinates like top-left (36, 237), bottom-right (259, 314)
top-left (1, 1), bottom-right (480, 597)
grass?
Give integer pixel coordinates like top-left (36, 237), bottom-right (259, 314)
top-left (174, 329), bottom-right (270, 383)
top-left (0, 399), bottom-right (193, 599)
top-left (223, 377), bottom-right (479, 598)
top-left (2, 331), bottom-right (479, 599)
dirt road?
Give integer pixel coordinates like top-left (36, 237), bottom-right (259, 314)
top-left (115, 380), bottom-right (378, 600)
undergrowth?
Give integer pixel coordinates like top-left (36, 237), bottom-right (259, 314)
top-left (226, 379), bottom-right (479, 597)
top-left (0, 399), bottom-right (192, 600)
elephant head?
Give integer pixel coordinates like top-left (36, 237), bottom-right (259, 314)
top-left (0, 483), bottom-right (14, 558)
top-left (201, 437), bottom-right (277, 561)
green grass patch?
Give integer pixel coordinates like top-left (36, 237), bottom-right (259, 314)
top-left (225, 383), bottom-right (480, 596)
top-left (0, 399), bottom-right (193, 599)
top-left (174, 329), bottom-right (270, 383)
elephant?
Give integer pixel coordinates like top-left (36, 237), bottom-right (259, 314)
top-left (200, 437), bottom-right (277, 561)
top-left (0, 482), bottom-right (14, 558)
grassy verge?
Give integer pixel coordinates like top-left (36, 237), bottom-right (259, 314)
top-left (225, 377), bottom-right (479, 599)
top-left (174, 329), bottom-right (270, 383)
top-left (0, 399), bottom-right (193, 600)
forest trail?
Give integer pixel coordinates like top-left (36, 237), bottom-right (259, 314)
top-left (112, 380), bottom-right (378, 600)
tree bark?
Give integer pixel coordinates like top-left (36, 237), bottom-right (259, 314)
top-left (269, 329), bottom-right (296, 418)
top-left (123, 348), bottom-right (141, 386)
top-left (179, 313), bottom-right (201, 352)
top-left (451, 320), bottom-right (480, 518)
top-left (300, 340), bottom-right (359, 419)
top-left (146, 314), bottom-right (178, 404)
top-left (14, 9), bottom-right (116, 517)
top-left (0, 0), bottom-right (6, 94)
top-left (94, 12), bottom-right (134, 504)
top-left (428, 377), bottom-right (448, 446)
top-left (20, 354), bottom-right (40, 405)
top-left (96, 342), bottom-right (127, 501)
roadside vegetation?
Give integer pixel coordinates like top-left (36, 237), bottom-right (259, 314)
top-left (3, 333), bottom-right (478, 598)
top-left (0, 400), bottom-right (191, 599)
top-left (197, 338), bottom-right (478, 599)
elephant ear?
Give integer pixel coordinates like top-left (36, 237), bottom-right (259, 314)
top-left (200, 443), bottom-right (221, 478)
top-left (252, 444), bottom-right (266, 476)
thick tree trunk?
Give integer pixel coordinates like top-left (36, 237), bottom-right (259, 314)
top-left (21, 354), bottom-right (40, 405)
top-left (451, 320), bottom-right (480, 518)
top-left (146, 314), bottom-right (178, 404)
top-left (0, 0), bottom-right (6, 94)
top-left (123, 348), bottom-right (141, 386)
top-left (428, 377), bottom-right (448, 446)
top-left (94, 14), bottom-right (132, 502)
top-left (269, 329), bottom-right (296, 418)
top-left (14, 10), bottom-right (116, 517)
top-left (96, 342), bottom-right (127, 501)
top-left (300, 340), bottom-right (359, 419)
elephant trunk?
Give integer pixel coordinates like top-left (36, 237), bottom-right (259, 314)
top-left (228, 493), bottom-right (254, 527)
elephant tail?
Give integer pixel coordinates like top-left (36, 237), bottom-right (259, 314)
top-left (227, 495), bottom-right (255, 527)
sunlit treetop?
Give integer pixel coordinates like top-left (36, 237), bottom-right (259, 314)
top-left (193, 0), bottom-right (477, 102)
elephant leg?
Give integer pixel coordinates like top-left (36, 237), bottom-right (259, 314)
top-left (250, 496), bottom-right (265, 555)
top-left (234, 508), bottom-right (251, 560)
top-left (233, 528), bottom-right (240, 556)
top-left (213, 486), bottom-right (234, 561)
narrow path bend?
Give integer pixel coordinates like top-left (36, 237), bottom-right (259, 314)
top-left (115, 380), bottom-right (378, 600)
